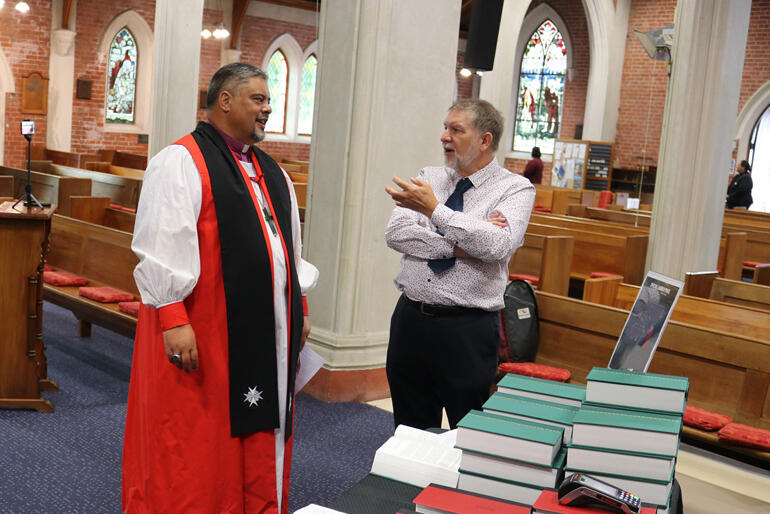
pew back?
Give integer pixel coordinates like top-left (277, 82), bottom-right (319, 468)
top-left (509, 233), bottom-right (574, 295)
top-left (0, 166), bottom-right (91, 216)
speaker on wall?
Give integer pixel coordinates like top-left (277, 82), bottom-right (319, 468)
top-left (463, 0), bottom-right (504, 71)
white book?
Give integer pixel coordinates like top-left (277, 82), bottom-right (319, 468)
top-left (370, 425), bottom-right (461, 488)
top-left (497, 386), bottom-right (582, 407)
top-left (566, 446), bottom-right (675, 481)
top-left (457, 471), bottom-right (543, 506)
top-left (564, 469), bottom-right (673, 506)
top-left (460, 449), bottom-right (565, 489)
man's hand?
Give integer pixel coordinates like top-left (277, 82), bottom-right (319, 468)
top-left (488, 210), bottom-right (508, 228)
top-left (163, 324), bottom-right (199, 373)
top-left (386, 176), bottom-right (440, 218)
top-left (300, 316), bottom-right (310, 350)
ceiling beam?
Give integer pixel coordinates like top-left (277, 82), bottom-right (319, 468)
top-left (230, 0), bottom-right (251, 50)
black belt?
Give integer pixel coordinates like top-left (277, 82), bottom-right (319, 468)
top-left (402, 294), bottom-right (488, 317)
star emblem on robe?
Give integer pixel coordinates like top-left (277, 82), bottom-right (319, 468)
top-left (243, 386), bottom-right (263, 407)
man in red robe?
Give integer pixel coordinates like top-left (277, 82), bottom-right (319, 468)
top-left (122, 63), bottom-right (318, 513)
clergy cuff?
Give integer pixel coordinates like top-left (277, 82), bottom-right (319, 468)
top-left (158, 302), bottom-right (191, 331)
top-left (302, 295), bottom-right (309, 316)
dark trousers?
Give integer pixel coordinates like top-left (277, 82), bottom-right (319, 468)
top-left (386, 294), bottom-right (500, 430)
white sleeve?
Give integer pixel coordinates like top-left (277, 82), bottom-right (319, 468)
top-left (131, 145), bottom-right (202, 308)
top-left (283, 168), bottom-right (319, 295)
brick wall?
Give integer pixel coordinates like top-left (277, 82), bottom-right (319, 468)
top-left (1, 0), bottom-right (52, 169)
top-left (738, 0), bottom-right (770, 131)
top-left (70, 0), bottom-right (156, 157)
top-left (456, 49), bottom-right (474, 100)
top-left (614, 0), bottom-right (675, 170)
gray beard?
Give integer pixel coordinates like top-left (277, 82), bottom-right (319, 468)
top-left (251, 130), bottom-right (265, 143)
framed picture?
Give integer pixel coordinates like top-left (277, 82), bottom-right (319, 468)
top-left (22, 73), bottom-right (48, 115)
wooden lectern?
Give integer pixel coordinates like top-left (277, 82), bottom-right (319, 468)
top-left (0, 201), bottom-right (58, 411)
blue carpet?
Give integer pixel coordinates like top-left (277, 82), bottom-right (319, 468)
top-left (0, 302), bottom-right (394, 513)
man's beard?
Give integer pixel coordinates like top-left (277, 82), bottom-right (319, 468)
top-left (251, 128), bottom-right (265, 143)
top-left (446, 143), bottom-right (481, 172)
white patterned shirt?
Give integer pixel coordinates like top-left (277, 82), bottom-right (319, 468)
top-left (386, 158), bottom-right (535, 311)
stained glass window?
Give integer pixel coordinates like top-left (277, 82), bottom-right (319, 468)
top-left (265, 50), bottom-right (288, 134)
top-left (513, 20), bottom-right (567, 154)
top-left (298, 54), bottom-right (317, 136)
top-left (106, 27), bottom-right (138, 124)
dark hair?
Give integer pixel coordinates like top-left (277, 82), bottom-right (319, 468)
top-left (740, 160), bottom-right (752, 173)
top-left (531, 146), bottom-right (541, 158)
top-left (448, 99), bottom-right (504, 151)
top-left (206, 63), bottom-right (267, 110)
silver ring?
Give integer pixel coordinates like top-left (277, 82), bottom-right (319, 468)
top-left (170, 353), bottom-right (182, 363)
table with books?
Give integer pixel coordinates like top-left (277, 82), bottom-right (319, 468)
top-left (341, 368), bottom-right (685, 514)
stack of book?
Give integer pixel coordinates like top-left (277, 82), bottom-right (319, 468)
top-left (565, 367), bottom-right (689, 514)
top-left (447, 374), bottom-right (587, 505)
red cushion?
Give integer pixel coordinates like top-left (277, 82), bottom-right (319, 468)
top-left (683, 405), bottom-right (732, 431)
top-left (509, 274), bottom-right (540, 285)
top-left (533, 205), bottom-right (552, 213)
top-left (44, 265), bottom-right (53, 271)
top-left (743, 261), bottom-right (766, 267)
top-left (597, 190), bottom-right (613, 209)
top-left (118, 301), bottom-right (140, 317)
top-left (499, 362), bottom-right (571, 382)
top-left (590, 272), bottom-right (621, 279)
top-left (43, 271), bottom-right (89, 287)
top-left (717, 423), bottom-right (770, 451)
top-left (78, 286), bottom-right (134, 303)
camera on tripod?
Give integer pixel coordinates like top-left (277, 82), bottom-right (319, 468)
top-left (21, 120), bottom-right (35, 136)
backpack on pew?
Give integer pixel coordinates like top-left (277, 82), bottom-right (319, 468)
top-left (499, 279), bottom-right (539, 363)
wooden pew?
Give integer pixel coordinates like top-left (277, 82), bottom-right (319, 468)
top-left (533, 185), bottom-right (582, 215)
top-left (583, 276), bottom-right (770, 341)
top-left (45, 214), bottom-right (138, 338)
top-left (567, 204), bottom-right (651, 228)
top-left (526, 221), bottom-right (648, 285)
top-left (69, 195), bottom-right (136, 233)
top-left (709, 278), bottom-right (770, 311)
top-left (31, 144), bottom-right (99, 168)
top-left (294, 182), bottom-right (307, 210)
top-left (535, 290), bottom-right (770, 461)
top-left (0, 166), bottom-right (91, 216)
top-left (509, 233), bottom-right (574, 296)
top-left (0, 175), bottom-right (12, 197)
top-left (46, 164), bottom-right (142, 209)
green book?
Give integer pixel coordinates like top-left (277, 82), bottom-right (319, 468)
top-left (483, 392), bottom-right (579, 442)
top-left (456, 410), bottom-right (563, 467)
top-left (565, 443), bottom-right (676, 482)
top-left (571, 405), bottom-right (682, 457)
top-left (459, 447), bottom-right (566, 489)
top-left (564, 467), bottom-right (673, 507)
top-left (586, 367), bottom-right (689, 414)
top-left (497, 374), bottom-right (586, 407)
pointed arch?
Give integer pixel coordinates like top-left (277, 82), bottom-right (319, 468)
top-left (298, 40), bottom-right (319, 136)
top-left (0, 43), bottom-right (15, 165)
top-left (98, 10), bottom-right (153, 134)
top-left (736, 80), bottom-right (770, 160)
top-left (262, 33), bottom-right (303, 140)
top-left (511, 5), bottom-right (573, 155)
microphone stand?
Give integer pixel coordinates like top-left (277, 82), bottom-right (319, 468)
top-left (12, 133), bottom-right (45, 210)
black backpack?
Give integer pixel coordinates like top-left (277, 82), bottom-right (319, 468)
top-left (499, 279), bottom-right (540, 363)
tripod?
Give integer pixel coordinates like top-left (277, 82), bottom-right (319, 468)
top-left (12, 133), bottom-right (45, 210)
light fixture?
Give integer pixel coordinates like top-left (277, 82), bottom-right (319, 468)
top-left (200, 28), bottom-right (212, 39)
top-left (15, 1), bottom-right (29, 13)
top-left (212, 22), bottom-right (230, 40)
top-left (475, 70), bottom-right (484, 77)
top-left (459, 68), bottom-right (472, 78)
top-left (0, 1), bottom-right (6, 9)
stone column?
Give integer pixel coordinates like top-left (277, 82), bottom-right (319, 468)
top-left (646, 0), bottom-right (751, 279)
top-left (302, 0), bottom-right (461, 401)
top-left (46, 0), bottom-right (77, 152)
top-left (148, 0), bottom-right (204, 158)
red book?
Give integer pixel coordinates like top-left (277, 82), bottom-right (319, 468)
top-left (533, 490), bottom-right (657, 513)
top-left (413, 484), bottom-right (530, 513)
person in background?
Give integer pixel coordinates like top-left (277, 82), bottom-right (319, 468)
top-left (524, 146), bottom-right (543, 184)
top-left (384, 99), bottom-right (535, 430)
top-left (726, 159), bottom-right (753, 209)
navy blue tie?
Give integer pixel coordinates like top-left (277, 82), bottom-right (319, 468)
top-left (428, 177), bottom-right (473, 274)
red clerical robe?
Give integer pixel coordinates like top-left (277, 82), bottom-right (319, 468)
top-left (122, 133), bottom-right (298, 513)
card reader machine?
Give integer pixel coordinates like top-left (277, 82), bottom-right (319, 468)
top-left (558, 473), bottom-right (641, 514)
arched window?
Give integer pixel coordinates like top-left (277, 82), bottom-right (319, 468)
top-left (106, 28), bottom-right (138, 124)
top-left (265, 50), bottom-right (288, 134)
top-left (298, 54), bottom-right (317, 136)
top-left (513, 19), bottom-right (567, 154)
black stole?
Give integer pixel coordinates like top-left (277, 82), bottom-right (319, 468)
top-left (191, 122), bottom-right (303, 439)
